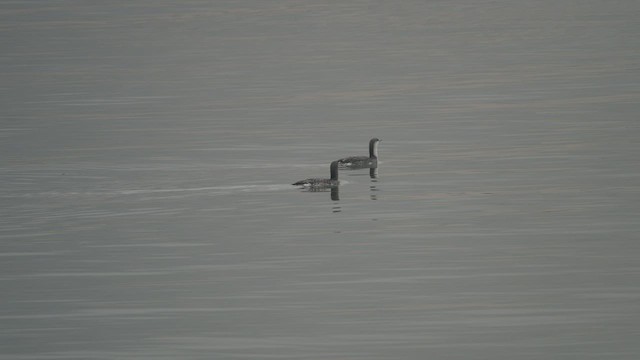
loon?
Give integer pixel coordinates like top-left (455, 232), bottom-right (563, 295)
top-left (292, 160), bottom-right (339, 187)
top-left (337, 138), bottom-right (380, 168)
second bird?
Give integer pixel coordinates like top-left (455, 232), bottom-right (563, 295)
top-left (336, 137), bottom-right (381, 169)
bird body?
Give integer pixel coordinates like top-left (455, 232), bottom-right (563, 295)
top-left (292, 161), bottom-right (340, 187)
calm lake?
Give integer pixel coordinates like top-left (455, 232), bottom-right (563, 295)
top-left (1, 1), bottom-right (640, 359)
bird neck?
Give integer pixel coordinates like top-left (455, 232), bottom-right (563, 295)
top-left (330, 162), bottom-right (339, 180)
top-left (369, 141), bottom-right (379, 158)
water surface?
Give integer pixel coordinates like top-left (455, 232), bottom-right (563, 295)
top-left (1, 1), bottom-right (640, 359)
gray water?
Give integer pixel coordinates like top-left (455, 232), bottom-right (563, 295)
top-left (2, 1), bottom-right (640, 359)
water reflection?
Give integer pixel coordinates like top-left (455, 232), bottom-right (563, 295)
top-left (300, 184), bottom-right (340, 201)
top-left (370, 167), bottom-right (379, 201)
top-left (332, 193), bottom-right (342, 213)
top-left (331, 186), bottom-right (340, 202)
top-left (297, 164), bottom-right (378, 202)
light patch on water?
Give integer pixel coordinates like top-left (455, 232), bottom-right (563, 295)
top-left (117, 184), bottom-right (293, 195)
top-left (0, 251), bottom-right (71, 257)
top-left (3, 184), bottom-right (296, 199)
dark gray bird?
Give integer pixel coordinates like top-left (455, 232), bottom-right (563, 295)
top-left (337, 138), bottom-right (380, 169)
top-left (292, 161), bottom-right (340, 187)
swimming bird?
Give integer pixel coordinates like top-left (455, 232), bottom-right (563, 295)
top-left (292, 160), bottom-right (339, 187)
top-left (337, 137), bottom-right (380, 169)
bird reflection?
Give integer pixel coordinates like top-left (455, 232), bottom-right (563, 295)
top-left (331, 186), bottom-right (340, 201)
top-left (297, 165), bottom-right (378, 203)
top-left (299, 184), bottom-right (340, 201)
top-left (332, 191), bottom-right (342, 212)
top-left (370, 166), bottom-right (379, 200)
